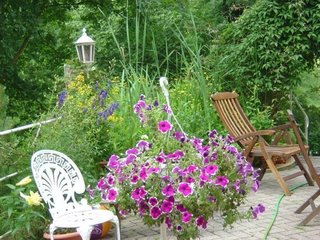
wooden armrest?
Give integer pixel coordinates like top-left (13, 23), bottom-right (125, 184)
top-left (235, 130), bottom-right (275, 141)
top-left (271, 123), bottom-right (291, 131)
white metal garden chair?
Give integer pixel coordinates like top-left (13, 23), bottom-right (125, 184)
top-left (31, 150), bottom-right (121, 240)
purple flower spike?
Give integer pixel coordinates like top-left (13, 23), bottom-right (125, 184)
top-left (178, 182), bottom-right (193, 197)
top-left (181, 211), bottom-right (192, 223)
top-left (158, 120), bottom-right (172, 133)
top-left (161, 200), bottom-right (174, 213)
top-left (214, 176), bottom-right (229, 187)
top-left (150, 206), bottom-right (162, 219)
top-left (162, 184), bottom-right (175, 197)
top-left (58, 90), bottom-right (67, 108)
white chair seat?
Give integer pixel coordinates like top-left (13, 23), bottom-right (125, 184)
top-left (53, 209), bottom-right (115, 228)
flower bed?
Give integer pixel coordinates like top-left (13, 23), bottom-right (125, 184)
top-left (90, 95), bottom-right (264, 239)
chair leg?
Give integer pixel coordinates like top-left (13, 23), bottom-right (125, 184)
top-left (77, 225), bottom-right (93, 240)
top-left (293, 155), bottom-right (314, 186)
top-left (265, 158), bottom-right (291, 196)
top-left (49, 224), bottom-right (57, 240)
top-left (296, 189), bottom-right (320, 214)
top-left (298, 204), bottom-right (320, 226)
top-left (111, 215), bottom-right (121, 240)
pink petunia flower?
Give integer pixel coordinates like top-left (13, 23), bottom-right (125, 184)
top-left (107, 155), bottom-right (120, 169)
top-left (126, 147), bottom-right (139, 155)
top-left (178, 182), bottom-right (193, 197)
top-left (181, 211), bottom-right (192, 223)
top-left (157, 120), bottom-right (172, 133)
top-left (214, 176), bottom-right (229, 187)
top-left (162, 184), bottom-right (175, 197)
top-left (107, 188), bottom-right (118, 202)
top-left (150, 206), bottom-right (162, 219)
top-left (205, 164), bottom-right (218, 175)
top-left (161, 200), bottom-right (173, 213)
top-left (148, 197), bottom-right (158, 206)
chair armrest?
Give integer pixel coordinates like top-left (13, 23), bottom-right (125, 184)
top-left (271, 123), bottom-right (291, 131)
top-left (235, 130), bottom-right (275, 141)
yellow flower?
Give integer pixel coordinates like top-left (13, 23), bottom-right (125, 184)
top-left (16, 176), bottom-right (32, 186)
top-left (20, 191), bottom-right (43, 206)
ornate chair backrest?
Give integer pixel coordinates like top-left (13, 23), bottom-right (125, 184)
top-left (31, 150), bottom-right (86, 219)
top-left (211, 92), bottom-right (257, 148)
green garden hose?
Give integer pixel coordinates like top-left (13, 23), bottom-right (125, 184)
top-left (263, 182), bottom-right (308, 239)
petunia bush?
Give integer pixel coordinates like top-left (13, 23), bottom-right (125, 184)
top-left (91, 95), bottom-right (264, 239)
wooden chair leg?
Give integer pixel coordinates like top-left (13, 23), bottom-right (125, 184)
top-left (293, 155), bottom-right (314, 186)
top-left (298, 204), bottom-right (320, 226)
top-left (296, 189), bottom-right (320, 214)
top-left (265, 158), bottom-right (291, 196)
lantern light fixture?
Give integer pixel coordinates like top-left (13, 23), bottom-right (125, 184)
top-left (75, 28), bottom-right (95, 64)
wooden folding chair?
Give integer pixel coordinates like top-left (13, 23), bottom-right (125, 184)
top-left (211, 92), bottom-right (314, 196)
top-left (287, 111), bottom-right (320, 225)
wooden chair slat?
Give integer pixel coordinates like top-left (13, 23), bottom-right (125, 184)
top-left (211, 92), bottom-right (314, 198)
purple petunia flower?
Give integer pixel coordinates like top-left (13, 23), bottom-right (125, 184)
top-left (126, 148), bottom-right (139, 155)
top-left (150, 206), bottom-right (162, 219)
top-left (162, 184), bottom-right (175, 197)
top-left (176, 225), bottom-right (182, 232)
top-left (130, 175), bottom-right (139, 184)
top-left (186, 176), bottom-right (195, 183)
top-left (251, 180), bottom-right (260, 192)
top-left (181, 211), bottom-right (192, 223)
top-left (195, 216), bottom-right (208, 229)
top-left (148, 167), bottom-right (160, 174)
top-left (205, 164), bottom-right (218, 175)
top-left (148, 197), bottom-right (158, 206)
top-left (161, 200), bottom-right (174, 213)
top-left (162, 104), bottom-right (172, 114)
top-left (214, 176), bottom-right (229, 187)
top-left (252, 203), bottom-right (265, 219)
top-left (165, 217), bottom-right (172, 229)
top-left (158, 120), bottom-right (172, 133)
top-left (139, 201), bottom-right (149, 215)
top-left (106, 173), bottom-right (115, 186)
top-left (107, 155), bottom-right (120, 169)
top-left (125, 154), bottom-right (136, 165)
top-left (136, 140), bottom-right (151, 152)
top-left (176, 204), bottom-right (187, 212)
top-left (155, 155), bottom-right (165, 163)
top-left (87, 185), bottom-right (94, 199)
top-left (107, 188), bottom-right (118, 202)
top-left (97, 178), bottom-right (108, 190)
top-left (178, 182), bottom-right (193, 197)
top-left (139, 167), bottom-right (148, 182)
top-left (131, 187), bottom-right (147, 201)
top-left (173, 131), bottom-right (186, 143)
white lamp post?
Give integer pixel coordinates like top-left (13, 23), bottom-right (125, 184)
top-left (75, 28), bottom-right (95, 77)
